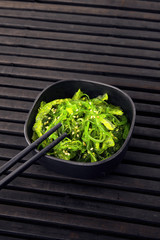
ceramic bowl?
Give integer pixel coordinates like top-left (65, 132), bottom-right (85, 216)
top-left (24, 79), bottom-right (136, 178)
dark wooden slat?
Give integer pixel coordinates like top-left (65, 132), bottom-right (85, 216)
top-left (2, 27), bottom-right (160, 53)
top-left (0, 110), bottom-right (27, 122)
top-left (1, 54), bottom-right (160, 81)
top-left (6, 171), bottom-right (160, 197)
top-left (1, 155), bottom-right (157, 191)
top-left (124, 90), bottom-right (160, 103)
top-left (0, 16), bottom-right (117, 36)
top-left (130, 138), bottom-right (160, 154)
top-left (1, 167), bottom-right (160, 238)
top-left (5, 157), bottom-right (160, 188)
top-left (0, 98), bottom-right (32, 112)
top-left (0, 75), bottom-right (51, 90)
top-left (1, 184), bottom-right (160, 212)
top-left (0, 1), bottom-right (112, 16)
top-left (136, 115), bottom-right (160, 127)
top-left (0, 74), bottom-right (160, 94)
top-left (124, 151), bottom-right (160, 167)
top-left (0, 235), bottom-right (27, 240)
top-left (3, 175), bottom-right (159, 224)
top-left (0, 150), bottom-right (32, 166)
top-left (1, 65), bottom-right (160, 97)
top-left (135, 102), bottom-right (160, 115)
top-left (0, 219), bottom-right (131, 240)
top-left (133, 126), bottom-right (160, 140)
top-left (0, 190), bottom-right (160, 228)
top-left (2, 45), bottom-right (160, 72)
top-left (31, 0), bottom-right (160, 12)
top-left (2, 35), bottom-right (160, 61)
top-left (1, 16), bottom-right (160, 42)
top-left (0, 86), bottom-right (39, 101)
top-left (0, 122), bottom-right (24, 135)
top-left (1, 0), bottom-right (160, 18)
top-left (0, 148), bottom-right (25, 160)
top-left (1, 177), bottom-right (160, 212)
top-left (0, 202), bottom-right (159, 239)
top-left (1, 9), bottom-right (160, 33)
top-left (0, 134), bottom-right (27, 148)
top-left (100, 175), bottom-right (160, 195)
top-left (115, 164), bottom-right (160, 180)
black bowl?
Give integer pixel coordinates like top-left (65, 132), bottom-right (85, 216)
top-left (24, 80), bottom-right (136, 179)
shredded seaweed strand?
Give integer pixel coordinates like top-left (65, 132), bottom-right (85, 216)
top-left (32, 89), bottom-right (130, 162)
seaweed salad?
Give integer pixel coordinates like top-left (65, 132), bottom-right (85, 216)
top-left (32, 89), bottom-right (130, 163)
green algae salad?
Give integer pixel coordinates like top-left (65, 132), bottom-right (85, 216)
top-left (32, 89), bottom-right (130, 163)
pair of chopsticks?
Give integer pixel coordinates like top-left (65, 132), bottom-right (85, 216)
top-left (0, 123), bottom-right (67, 190)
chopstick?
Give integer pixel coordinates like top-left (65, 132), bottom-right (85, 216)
top-left (0, 122), bottom-right (62, 176)
top-left (0, 123), bottom-right (67, 189)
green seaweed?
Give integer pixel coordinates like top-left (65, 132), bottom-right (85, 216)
top-left (32, 89), bottom-right (130, 162)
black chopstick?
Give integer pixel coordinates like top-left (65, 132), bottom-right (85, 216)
top-left (0, 122), bottom-right (62, 176)
top-left (0, 123), bottom-right (67, 189)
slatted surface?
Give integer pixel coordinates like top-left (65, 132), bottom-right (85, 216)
top-left (0, 0), bottom-right (160, 239)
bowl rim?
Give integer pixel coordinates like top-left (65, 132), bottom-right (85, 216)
top-left (24, 79), bottom-right (136, 167)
